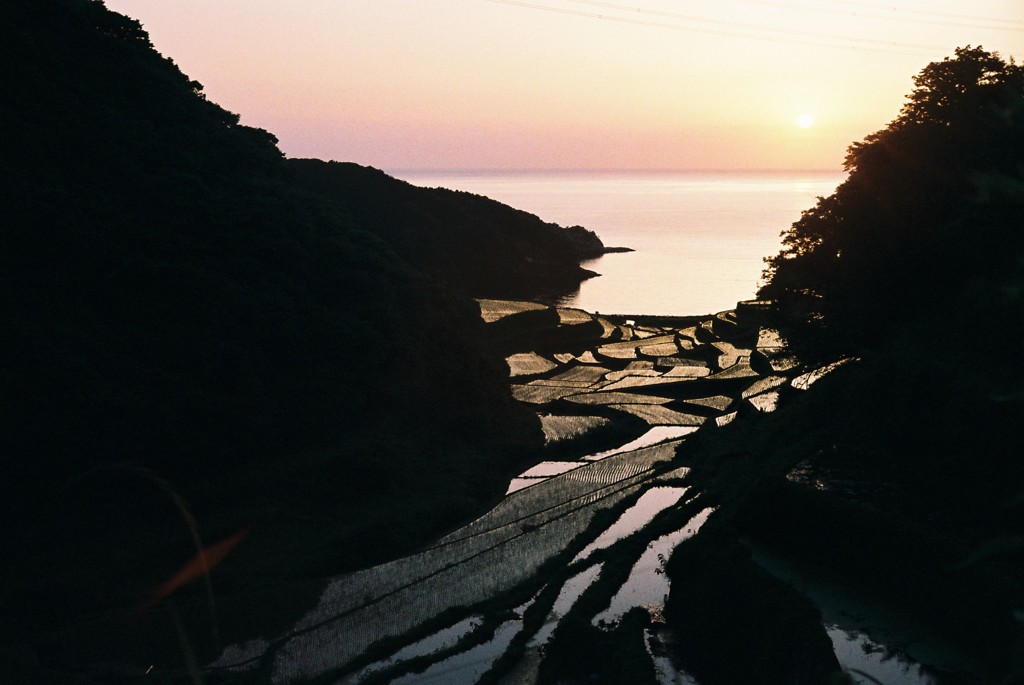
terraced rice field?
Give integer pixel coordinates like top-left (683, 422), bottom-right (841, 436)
top-left (206, 300), bottom-right (864, 684)
top-left (490, 298), bottom-right (797, 437)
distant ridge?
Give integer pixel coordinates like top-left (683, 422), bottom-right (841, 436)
top-left (288, 159), bottom-right (620, 299)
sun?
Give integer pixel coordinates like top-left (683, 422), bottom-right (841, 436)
top-left (797, 113), bottom-right (815, 129)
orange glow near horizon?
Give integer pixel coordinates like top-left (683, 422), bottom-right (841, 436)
top-left (104, 0), bottom-right (1023, 172)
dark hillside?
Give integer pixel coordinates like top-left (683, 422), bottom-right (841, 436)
top-left (0, 0), bottom-right (545, 673)
top-left (757, 47), bottom-right (1024, 510)
top-left (288, 159), bottom-right (610, 299)
top-left (761, 47), bottom-right (1024, 365)
top-left (667, 48), bottom-right (1024, 682)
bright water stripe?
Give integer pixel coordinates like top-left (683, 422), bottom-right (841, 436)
top-left (592, 506), bottom-right (716, 625)
top-left (574, 487), bottom-right (690, 563)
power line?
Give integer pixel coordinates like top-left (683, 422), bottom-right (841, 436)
top-left (796, 0), bottom-right (1024, 27)
top-left (738, 0), bottom-right (1024, 33)
top-left (483, 0), bottom-right (949, 54)
top-left (564, 0), bottom-right (1024, 47)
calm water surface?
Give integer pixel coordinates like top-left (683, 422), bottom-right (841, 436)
top-left (395, 170), bottom-right (844, 316)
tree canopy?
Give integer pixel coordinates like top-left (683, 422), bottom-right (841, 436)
top-left (755, 45), bottom-right (1024, 557)
top-left (760, 46), bottom-right (1024, 363)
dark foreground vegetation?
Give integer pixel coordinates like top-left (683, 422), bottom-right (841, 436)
top-left (0, 0), bottom-right (608, 679)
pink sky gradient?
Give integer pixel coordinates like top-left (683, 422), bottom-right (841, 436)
top-left (104, 0), bottom-right (1023, 172)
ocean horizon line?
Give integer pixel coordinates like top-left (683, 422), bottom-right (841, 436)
top-left (387, 167), bottom-right (844, 177)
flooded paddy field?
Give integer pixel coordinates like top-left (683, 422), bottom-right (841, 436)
top-left (206, 300), bottom-right (963, 684)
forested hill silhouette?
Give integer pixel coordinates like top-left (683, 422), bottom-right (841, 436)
top-left (724, 48), bottom-right (1024, 677)
top-left (756, 47), bottom-right (1024, 506)
top-left (289, 160), bottom-right (617, 299)
top-left (761, 46), bottom-right (1024, 365)
top-left (0, 0), bottom-right (597, 668)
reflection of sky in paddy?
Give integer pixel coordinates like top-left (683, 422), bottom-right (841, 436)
top-left (584, 426), bottom-right (698, 461)
top-left (593, 507), bottom-right (715, 625)
top-left (341, 615), bottom-right (482, 683)
top-left (575, 486), bottom-right (690, 562)
top-left (749, 543), bottom-right (964, 685)
top-left (829, 627), bottom-right (936, 685)
top-left (507, 460), bottom-right (583, 495)
top-left (531, 563), bottom-right (604, 647)
top-left (390, 605), bottom-right (532, 685)
top-left (220, 440), bottom-right (686, 682)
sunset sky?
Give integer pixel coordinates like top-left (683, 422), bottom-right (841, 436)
top-left (104, 0), bottom-right (1023, 171)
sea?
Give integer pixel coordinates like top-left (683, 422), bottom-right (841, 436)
top-left (393, 170), bottom-right (845, 317)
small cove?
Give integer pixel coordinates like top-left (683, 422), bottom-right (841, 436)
top-left (396, 170), bottom-right (844, 315)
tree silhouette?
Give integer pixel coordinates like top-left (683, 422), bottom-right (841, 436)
top-left (760, 46), bottom-right (1024, 363)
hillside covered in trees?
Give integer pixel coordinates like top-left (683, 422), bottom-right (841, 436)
top-left (659, 46), bottom-right (1024, 683)
top-left (757, 45), bottom-right (1024, 517)
top-left (287, 159), bottom-right (615, 300)
top-left (0, 0), bottom-right (607, 675)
